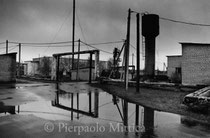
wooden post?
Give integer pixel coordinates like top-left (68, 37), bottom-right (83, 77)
top-left (18, 43), bottom-right (21, 78)
top-left (76, 39), bottom-right (80, 80)
top-left (72, 0), bottom-right (75, 70)
top-left (89, 53), bottom-right (93, 83)
top-left (132, 53), bottom-right (134, 79)
top-left (56, 56), bottom-right (60, 81)
top-left (18, 105), bottom-right (20, 113)
top-left (124, 9), bottom-right (131, 90)
top-left (6, 40), bottom-right (8, 54)
top-left (135, 13), bottom-right (140, 135)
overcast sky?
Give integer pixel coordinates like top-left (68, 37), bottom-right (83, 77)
top-left (1, 0), bottom-right (210, 69)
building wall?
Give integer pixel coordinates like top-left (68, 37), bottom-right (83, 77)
top-left (167, 56), bottom-right (182, 78)
top-left (25, 61), bottom-right (39, 76)
top-left (0, 53), bottom-right (16, 82)
top-left (182, 44), bottom-right (210, 85)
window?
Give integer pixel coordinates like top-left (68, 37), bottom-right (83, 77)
top-left (175, 67), bottom-right (181, 74)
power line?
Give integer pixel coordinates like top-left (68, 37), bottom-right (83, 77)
top-left (20, 44), bottom-right (74, 47)
top-left (8, 45), bottom-right (18, 52)
top-left (160, 17), bottom-right (210, 27)
top-left (8, 41), bottom-right (74, 45)
top-left (17, 40), bottom-right (123, 47)
top-left (88, 41), bottom-right (124, 46)
top-left (133, 10), bottom-right (210, 27)
top-left (0, 46), bottom-right (6, 49)
top-left (75, 9), bottom-right (87, 42)
top-left (80, 40), bottom-right (112, 54)
top-left (0, 42), bottom-right (5, 45)
top-left (75, 7), bottom-right (90, 51)
top-left (43, 9), bottom-right (72, 54)
top-left (130, 43), bottom-right (136, 50)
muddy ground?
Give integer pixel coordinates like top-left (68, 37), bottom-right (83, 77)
top-left (90, 83), bottom-right (210, 123)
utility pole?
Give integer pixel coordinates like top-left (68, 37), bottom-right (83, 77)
top-left (72, 0), bottom-right (75, 70)
top-left (132, 53), bottom-right (134, 66)
top-left (132, 53), bottom-right (134, 79)
top-left (136, 13), bottom-right (140, 93)
top-left (135, 13), bottom-right (140, 136)
top-left (89, 53), bottom-right (93, 83)
top-left (18, 43), bottom-right (21, 78)
top-left (76, 39), bottom-right (80, 80)
top-left (123, 9), bottom-right (131, 135)
top-left (6, 40), bottom-right (8, 54)
top-left (124, 8), bottom-right (131, 90)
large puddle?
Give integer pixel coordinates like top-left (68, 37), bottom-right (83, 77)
top-left (0, 82), bottom-right (210, 137)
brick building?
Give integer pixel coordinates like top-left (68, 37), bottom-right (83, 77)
top-left (167, 43), bottom-right (210, 85)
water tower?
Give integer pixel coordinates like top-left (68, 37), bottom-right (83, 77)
top-left (142, 14), bottom-right (159, 78)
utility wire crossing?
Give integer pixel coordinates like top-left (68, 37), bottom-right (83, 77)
top-left (133, 10), bottom-right (210, 27)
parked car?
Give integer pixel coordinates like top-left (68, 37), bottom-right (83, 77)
top-left (183, 87), bottom-right (210, 110)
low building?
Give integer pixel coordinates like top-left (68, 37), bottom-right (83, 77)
top-left (25, 56), bottom-right (108, 80)
top-left (24, 61), bottom-right (39, 76)
top-left (0, 53), bottom-right (17, 83)
top-left (167, 55), bottom-right (182, 79)
top-left (167, 42), bottom-right (210, 85)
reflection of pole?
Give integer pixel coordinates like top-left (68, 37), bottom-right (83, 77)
top-left (136, 13), bottom-right (140, 93)
top-left (77, 93), bottom-right (79, 119)
top-left (6, 40), bottom-right (8, 54)
top-left (56, 83), bottom-right (59, 104)
top-left (71, 93), bottom-right (74, 120)
top-left (144, 107), bottom-right (154, 132)
top-left (135, 105), bottom-right (139, 135)
top-left (124, 9), bottom-right (131, 90)
top-left (123, 100), bottom-right (128, 134)
top-left (89, 92), bottom-right (92, 113)
top-left (76, 39), bottom-right (80, 80)
top-left (94, 92), bottom-right (99, 117)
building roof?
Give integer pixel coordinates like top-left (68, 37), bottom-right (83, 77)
top-left (179, 42), bottom-right (210, 46)
top-left (166, 55), bottom-right (182, 57)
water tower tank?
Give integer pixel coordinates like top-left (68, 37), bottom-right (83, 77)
top-left (142, 14), bottom-right (159, 37)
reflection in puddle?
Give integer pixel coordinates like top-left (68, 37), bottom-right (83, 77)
top-left (0, 102), bottom-right (16, 115)
top-left (0, 82), bottom-right (210, 137)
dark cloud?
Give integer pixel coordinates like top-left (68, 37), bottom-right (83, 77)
top-left (0, 0), bottom-right (210, 66)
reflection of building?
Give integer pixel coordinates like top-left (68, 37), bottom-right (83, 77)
top-left (167, 43), bottom-right (210, 85)
top-left (0, 102), bottom-right (15, 114)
